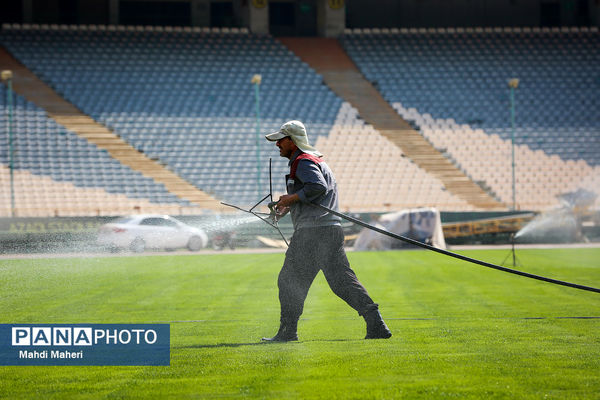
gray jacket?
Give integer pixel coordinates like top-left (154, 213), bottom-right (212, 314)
top-left (286, 150), bottom-right (342, 230)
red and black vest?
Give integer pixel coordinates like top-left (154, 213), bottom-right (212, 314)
top-left (287, 153), bottom-right (323, 194)
top-left (289, 153), bottom-right (323, 180)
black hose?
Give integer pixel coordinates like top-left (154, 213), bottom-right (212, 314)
top-left (312, 203), bottom-right (600, 294)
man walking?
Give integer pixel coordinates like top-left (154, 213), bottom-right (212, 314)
top-left (262, 120), bottom-right (392, 342)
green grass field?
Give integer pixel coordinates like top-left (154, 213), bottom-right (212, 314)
top-left (0, 248), bottom-right (599, 399)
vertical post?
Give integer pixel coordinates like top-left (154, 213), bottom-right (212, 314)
top-left (108, 0), bottom-right (119, 25)
top-left (251, 74), bottom-right (262, 200)
top-left (512, 235), bottom-right (516, 266)
top-left (2, 70), bottom-right (15, 217)
top-left (508, 78), bottom-right (519, 211)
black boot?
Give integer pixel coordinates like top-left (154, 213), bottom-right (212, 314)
top-left (261, 319), bottom-right (298, 342)
top-left (363, 307), bottom-right (392, 339)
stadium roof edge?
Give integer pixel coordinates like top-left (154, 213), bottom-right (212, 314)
top-left (2, 22), bottom-right (595, 34)
top-left (339, 26), bottom-right (598, 35)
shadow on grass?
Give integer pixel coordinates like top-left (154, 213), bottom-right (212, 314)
top-left (176, 338), bottom-right (363, 349)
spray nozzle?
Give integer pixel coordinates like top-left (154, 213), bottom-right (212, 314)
top-left (267, 201), bottom-right (279, 223)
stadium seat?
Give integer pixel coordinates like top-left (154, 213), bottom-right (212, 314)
top-left (393, 102), bottom-right (599, 210)
top-left (316, 103), bottom-right (471, 211)
top-left (340, 28), bottom-right (599, 168)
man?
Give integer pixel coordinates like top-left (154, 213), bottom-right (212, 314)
top-left (262, 120), bottom-right (392, 342)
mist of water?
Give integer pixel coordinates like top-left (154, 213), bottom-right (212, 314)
top-left (190, 214), bottom-right (260, 235)
top-left (515, 183), bottom-right (599, 244)
top-left (0, 213), bottom-right (263, 256)
top-left (515, 208), bottom-right (578, 243)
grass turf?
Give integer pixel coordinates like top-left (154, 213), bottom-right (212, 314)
top-left (0, 248), bottom-right (599, 399)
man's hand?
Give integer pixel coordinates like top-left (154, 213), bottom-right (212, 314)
top-left (276, 194), bottom-right (300, 210)
top-left (271, 194), bottom-right (299, 221)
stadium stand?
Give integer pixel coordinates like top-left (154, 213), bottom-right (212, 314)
top-left (341, 27), bottom-right (600, 210)
top-left (393, 103), bottom-right (600, 210)
top-left (0, 164), bottom-right (183, 216)
top-left (0, 43), bottom-right (222, 212)
top-left (3, 24), bottom-right (597, 215)
top-left (0, 24), bottom-right (341, 208)
top-left (316, 102), bottom-right (472, 211)
top-left (280, 37), bottom-right (503, 210)
top-left (0, 84), bottom-right (200, 216)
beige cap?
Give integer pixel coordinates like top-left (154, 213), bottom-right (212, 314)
top-left (265, 120), bottom-right (323, 157)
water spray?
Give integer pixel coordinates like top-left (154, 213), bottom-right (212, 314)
top-left (222, 159), bottom-right (600, 295)
top-left (195, 214), bottom-right (259, 235)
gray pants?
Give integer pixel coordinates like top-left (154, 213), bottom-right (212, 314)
top-left (277, 225), bottom-right (377, 322)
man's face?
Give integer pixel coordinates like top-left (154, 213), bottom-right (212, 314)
top-left (276, 136), bottom-right (296, 159)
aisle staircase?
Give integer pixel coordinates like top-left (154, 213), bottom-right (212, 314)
top-left (278, 37), bottom-right (504, 210)
top-left (0, 46), bottom-right (223, 210)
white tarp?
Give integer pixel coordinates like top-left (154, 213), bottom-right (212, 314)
top-left (353, 208), bottom-right (446, 250)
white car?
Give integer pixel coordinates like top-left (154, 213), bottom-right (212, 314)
top-left (97, 215), bottom-right (208, 252)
